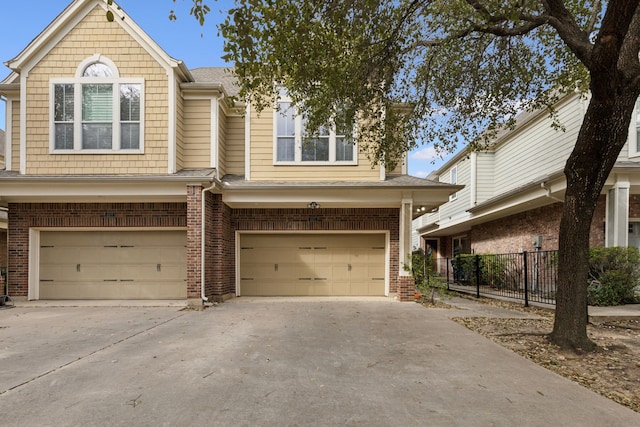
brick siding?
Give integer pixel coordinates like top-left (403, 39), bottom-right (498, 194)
top-left (230, 207), bottom-right (412, 299)
top-left (7, 202), bottom-right (187, 297)
top-left (438, 196), bottom-right (611, 257)
top-left (0, 230), bottom-right (7, 268)
top-left (7, 200), bottom-right (413, 301)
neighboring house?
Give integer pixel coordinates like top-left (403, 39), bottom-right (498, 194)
top-left (0, 0), bottom-right (458, 303)
top-left (0, 128), bottom-right (5, 165)
top-left (413, 92), bottom-right (640, 267)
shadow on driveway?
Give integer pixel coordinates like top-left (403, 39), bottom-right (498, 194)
top-left (1, 300), bottom-right (638, 426)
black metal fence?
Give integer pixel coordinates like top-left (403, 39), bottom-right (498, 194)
top-left (431, 251), bottom-right (558, 306)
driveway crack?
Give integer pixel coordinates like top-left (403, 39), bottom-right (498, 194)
top-left (0, 312), bottom-right (186, 395)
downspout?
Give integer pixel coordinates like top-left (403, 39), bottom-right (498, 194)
top-left (541, 182), bottom-right (564, 203)
top-left (201, 180), bottom-right (217, 303)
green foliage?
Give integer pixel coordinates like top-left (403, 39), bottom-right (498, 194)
top-left (479, 255), bottom-right (522, 290)
top-left (588, 247), bottom-right (640, 306)
top-left (218, 0), bottom-right (601, 168)
top-left (406, 248), bottom-right (449, 304)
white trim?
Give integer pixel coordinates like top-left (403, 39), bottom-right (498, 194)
top-left (168, 75), bottom-right (177, 173)
top-left (245, 102), bottom-right (251, 180)
top-left (50, 69), bottom-right (145, 154)
top-left (18, 1), bottom-right (97, 78)
top-left (235, 230), bottom-right (390, 297)
top-left (11, 0), bottom-right (185, 83)
top-left (470, 152), bottom-right (477, 206)
top-left (629, 98), bottom-right (640, 158)
top-left (28, 227), bottom-right (188, 300)
top-left (20, 73), bottom-right (27, 174)
top-left (75, 54), bottom-right (120, 78)
top-left (399, 199), bottom-right (413, 276)
top-left (5, 98), bottom-right (12, 171)
top-left (272, 99), bottom-right (357, 165)
top-left (28, 228), bottom-right (40, 300)
top-left (380, 162), bottom-right (386, 181)
top-left (211, 97), bottom-right (219, 172)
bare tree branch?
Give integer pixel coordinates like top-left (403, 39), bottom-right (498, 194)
top-left (618, 5), bottom-right (640, 88)
top-left (542, 0), bottom-right (594, 67)
top-left (586, 0), bottom-right (602, 35)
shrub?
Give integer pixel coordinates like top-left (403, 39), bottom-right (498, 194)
top-left (406, 248), bottom-right (448, 303)
top-left (588, 246), bottom-right (640, 306)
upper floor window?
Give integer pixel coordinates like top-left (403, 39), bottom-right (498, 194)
top-left (51, 55), bottom-right (144, 153)
top-left (274, 98), bottom-right (356, 165)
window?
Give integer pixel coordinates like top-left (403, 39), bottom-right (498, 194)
top-left (449, 166), bottom-right (458, 201)
top-left (51, 55), bottom-right (143, 153)
top-left (274, 99), bottom-right (356, 164)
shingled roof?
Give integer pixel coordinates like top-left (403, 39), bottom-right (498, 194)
top-left (189, 67), bottom-right (240, 97)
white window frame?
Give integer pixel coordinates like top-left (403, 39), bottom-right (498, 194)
top-left (49, 55), bottom-right (144, 154)
top-left (449, 165), bottom-right (458, 201)
top-left (629, 98), bottom-right (640, 158)
top-left (272, 96), bottom-right (357, 165)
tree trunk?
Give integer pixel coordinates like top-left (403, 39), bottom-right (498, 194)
top-left (551, 93), bottom-right (637, 351)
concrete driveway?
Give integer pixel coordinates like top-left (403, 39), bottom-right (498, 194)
top-left (0, 299), bottom-right (638, 426)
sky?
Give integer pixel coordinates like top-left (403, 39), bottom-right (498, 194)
top-left (0, 0), bottom-right (456, 177)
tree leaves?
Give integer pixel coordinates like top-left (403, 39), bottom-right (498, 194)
top-left (218, 0), bottom-right (600, 168)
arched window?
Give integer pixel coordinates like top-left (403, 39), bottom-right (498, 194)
top-left (51, 55), bottom-right (144, 152)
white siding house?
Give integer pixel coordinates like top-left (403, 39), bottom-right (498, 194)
top-left (414, 92), bottom-right (640, 257)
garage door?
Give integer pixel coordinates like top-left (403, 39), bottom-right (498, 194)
top-left (240, 234), bottom-right (386, 296)
top-left (39, 230), bottom-right (187, 299)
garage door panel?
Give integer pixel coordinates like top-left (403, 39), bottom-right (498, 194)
top-left (240, 233), bottom-right (386, 297)
top-left (39, 231), bottom-right (186, 300)
top-left (242, 263), bottom-right (279, 280)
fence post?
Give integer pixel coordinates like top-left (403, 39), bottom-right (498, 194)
top-left (523, 251), bottom-right (529, 307)
top-left (475, 255), bottom-right (480, 298)
top-left (446, 257), bottom-right (450, 291)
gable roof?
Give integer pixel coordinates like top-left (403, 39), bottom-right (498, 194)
top-left (2, 0), bottom-right (192, 84)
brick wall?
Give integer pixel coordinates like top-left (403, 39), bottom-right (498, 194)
top-left (461, 196), bottom-right (607, 255)
top-left (186, 187), bottom-right (203, 300)
top-left (0, 229), bottom-right (7, 268)
top-left (205, 193), bottom-right (235, 300)
top-left (8, 202), bottom-right (187, 297)
top-left (231, 207), bottom-right (410, 298)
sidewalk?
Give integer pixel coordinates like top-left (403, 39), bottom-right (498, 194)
top-left (444, 291), bottom-right (640, 322)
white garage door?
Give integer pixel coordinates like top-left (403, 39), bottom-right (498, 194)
top-left (39, 230), bottom-right (187, 299)
top-left (240, 234), bottom-right (386, 296)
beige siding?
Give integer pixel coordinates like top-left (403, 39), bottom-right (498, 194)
top-left (249, 106), bottom-right (381, 181)
top-left (493, 97), bottom-right (583, 194)
top-left (175, 81), bottom-right (185, 171)
top-left (388, 159), bottom-right (405, 175)
top-left (24, 6), bottom-right (169, 175)
top-left (182, 99), bottom-right (211, 169)
top-left (11, 101), bottom-right (20, 171)
top-left (224, 114), bottom-right (245, 176)
top-left (218, 104), bottom-right (227, 176)
top-left (475, 152), bottom-right (495, 205)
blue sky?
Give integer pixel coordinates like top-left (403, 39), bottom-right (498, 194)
top-left (0, 0), bottom-right (453, 177)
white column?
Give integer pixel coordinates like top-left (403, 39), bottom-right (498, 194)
top-left (399, 198), bottom-right (413, 276)
top-left (606, 179), bottom-right (630, 247)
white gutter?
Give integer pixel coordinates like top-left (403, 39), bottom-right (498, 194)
top-left (541, 182), bottom-right (564, 203)
top-left (201, 180), bottom-right (217, 302)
